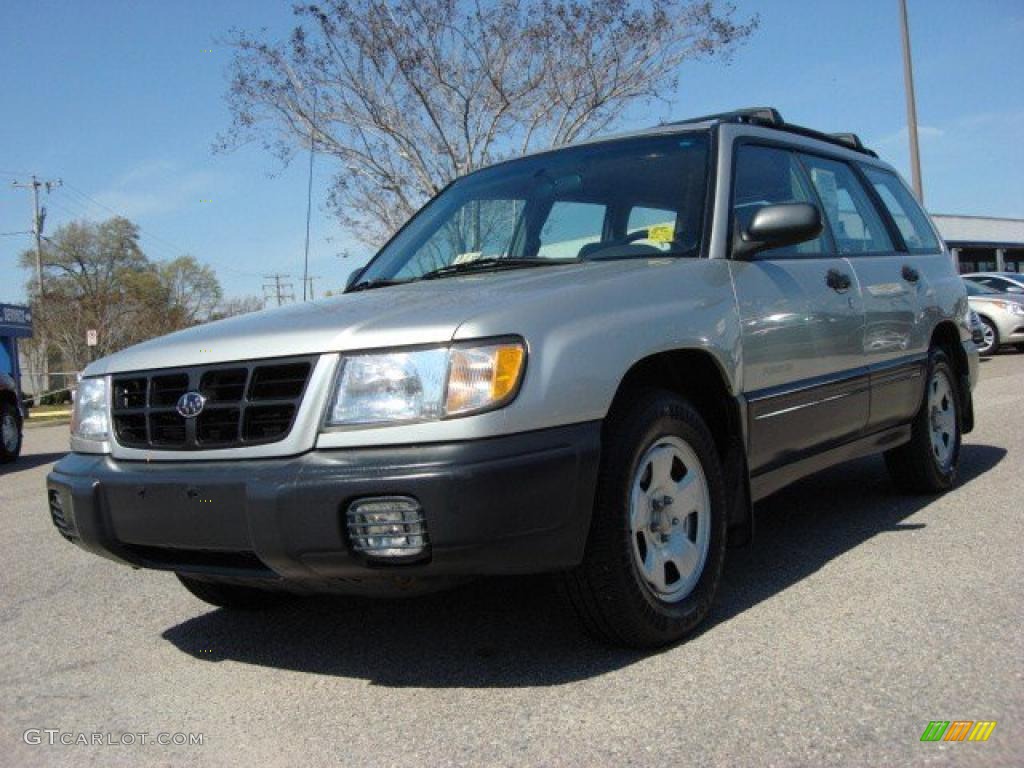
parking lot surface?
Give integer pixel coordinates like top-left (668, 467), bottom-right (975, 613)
top-left (2, 353), bottom-right (1022, 767)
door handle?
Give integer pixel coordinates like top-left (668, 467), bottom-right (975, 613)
top-left (826, 268), bottom-right (851, 293)
top-left (902, 265), bottom-right (920, 283)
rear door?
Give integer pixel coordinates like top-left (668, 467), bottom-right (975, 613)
top-left (825, 161), bottom-right (939, 431)
top-left (729, 143), bottom-right (868, 474)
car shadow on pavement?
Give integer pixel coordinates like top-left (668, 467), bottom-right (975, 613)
top-left (162, 443), bottom-right (1005, 687)
top-left (0, 451), bottom-right (66, 475)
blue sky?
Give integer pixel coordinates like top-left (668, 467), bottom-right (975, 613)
top-left (2, 0), bottom-right (1022, 304)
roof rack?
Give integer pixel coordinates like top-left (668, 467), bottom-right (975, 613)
top-left (664, 107), bottom-right (784, 128)
top-left (661, 107), bottom-right (878, 158)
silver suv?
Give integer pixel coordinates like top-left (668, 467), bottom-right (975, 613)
top-left (47, 108), bottom-right (978, 647)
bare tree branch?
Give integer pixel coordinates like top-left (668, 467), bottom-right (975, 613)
top-left (218, 0), bottom-right (757, 246)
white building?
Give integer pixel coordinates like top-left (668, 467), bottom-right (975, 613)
top-left (931, 214), bottom-right (1024, 274)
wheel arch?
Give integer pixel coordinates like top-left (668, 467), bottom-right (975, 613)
top-left (606, 348), bottom-right (752, 546)
top-left (0, 386), bottom-right (20, 415)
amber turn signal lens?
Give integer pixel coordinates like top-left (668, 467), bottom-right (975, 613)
top-left (445, 342), bottom-right (526, 416)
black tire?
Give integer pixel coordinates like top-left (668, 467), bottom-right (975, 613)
top-left (1015, 344), bottom-right (1024, 353)
top-left (176, 574), bottom-right (294, 609)
top-left (884, 347), bottom-right (961, 494)
top-left (562, 389), bottom-right (727, 648)
top-left (0, 400), bottom-right (22, 464)
top-left (976, 317), bottom-right (998, 356)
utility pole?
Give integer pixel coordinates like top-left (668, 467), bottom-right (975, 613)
top-left (303, 275), bottom-right (321, 301)
top-left (898, 0), bottom-right (924, 202)
top-left (12, 175), bottom-right (62, 393)
top-left (262, 274), bottom-right (295, 307)
top-left (302, 87), bottom-right (318, 301)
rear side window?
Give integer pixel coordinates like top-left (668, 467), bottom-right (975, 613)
top-left (732, 144), bottom-right (829, 257)
top-left (799, 154), bottom-right (893, 255)
top-left (861, 166), bottom-right (940, 253)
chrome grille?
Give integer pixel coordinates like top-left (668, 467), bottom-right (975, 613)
top-left (111, 356), bottom-right (315, 450)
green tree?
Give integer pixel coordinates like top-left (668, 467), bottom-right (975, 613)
top-left (20, 217), bottom-right (225, 372)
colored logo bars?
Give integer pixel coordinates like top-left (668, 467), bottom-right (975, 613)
top-left (920, 721), bottom-right (997, 742)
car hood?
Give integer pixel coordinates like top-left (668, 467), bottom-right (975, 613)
top-left (84, 260), bottom-right (648, 375)
top-left (968, 293), bottom-right (1024, 308)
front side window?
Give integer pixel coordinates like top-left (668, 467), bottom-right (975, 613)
top-left (356, 133), bottom-right (710, 286)
top-left (732, 144), bottom-right (828, 257)
top-left (800, 154), bottom-right (893, 255)
top-left (861, 165), bottom-right (940, 253)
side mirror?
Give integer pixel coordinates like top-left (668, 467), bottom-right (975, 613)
top-left (345, 268), bottom-right (363, 290)
top-left (733, 202), bottom-right (823, 260)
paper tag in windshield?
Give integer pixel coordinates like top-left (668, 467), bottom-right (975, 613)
top-left (647, 224), bottom-right (674, 243)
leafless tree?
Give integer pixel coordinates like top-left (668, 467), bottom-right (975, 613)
top-left (219, 0), bottom-right (757, 245)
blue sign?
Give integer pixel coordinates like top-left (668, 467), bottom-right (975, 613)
top-left (0, 304), bottom-right (33, 338)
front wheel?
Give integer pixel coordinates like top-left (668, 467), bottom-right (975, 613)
top-left (0, 401), bottom-right (22, 463)
top-left (976, 317), bottom-right (998, 356)
top-left (562, 390), bottom-right (727, 648)
top-left (176, 574), bottom-right (295, 609)
top-left (884, 347), bottom-right (961, 494)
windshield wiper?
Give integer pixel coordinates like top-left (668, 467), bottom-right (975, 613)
top-left (582, 247), bottom-right (698, 262)
top-left (346, 278), bottom-right (411, 293)
top-left (419, 257), bottom-right (575, 281)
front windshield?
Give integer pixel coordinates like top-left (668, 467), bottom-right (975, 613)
top-left (355, 132), bottom-right (710, 285)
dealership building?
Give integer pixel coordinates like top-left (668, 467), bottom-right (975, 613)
top-left (932, 214), bottom-right (1024, 274)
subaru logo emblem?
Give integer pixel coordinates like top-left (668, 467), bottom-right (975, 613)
top-left (176, 391), bottom-right (206, 418)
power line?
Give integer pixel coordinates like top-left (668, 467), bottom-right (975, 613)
top-left (42, 196), bottom-right (186, 263)
top-left (57, 181), bottom-right (263, 278)
top-left (61, 183), bottom-right (195, 257)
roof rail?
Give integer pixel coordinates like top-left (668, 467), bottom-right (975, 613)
top-left (664, 107), bottom-right (784, 128)
top-left (660, 107), bottom-right (878, 158)
top-left (829, 132), bottom-right (876, 156)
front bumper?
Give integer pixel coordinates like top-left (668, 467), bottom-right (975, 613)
top-left (46, 423), bottom-right (601, 589)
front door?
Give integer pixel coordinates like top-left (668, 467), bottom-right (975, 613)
top-left (729, 143), bottom-right (868, 475)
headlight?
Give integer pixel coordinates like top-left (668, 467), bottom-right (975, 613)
top-left (326, 340), bottom-right (526, 426)
top-left (992, 300), bottom-right (1024, 316)
top-left (71, 377), bottom-right (110, 441)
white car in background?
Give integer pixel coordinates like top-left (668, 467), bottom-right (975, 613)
top-left (963, 272), bottom-right (1024, 295)
top-left (964, 280), bottom-right (1024, 355)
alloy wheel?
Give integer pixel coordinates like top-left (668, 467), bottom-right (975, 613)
top-left (928, 369), bottom-right (957, 471)
top-left (629, 436), bottom-right (711, 603)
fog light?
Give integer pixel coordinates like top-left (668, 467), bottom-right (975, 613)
top-left (48, 489), bottom-right (77, 541)
top-left (346, 497), bottom-right (428, 559)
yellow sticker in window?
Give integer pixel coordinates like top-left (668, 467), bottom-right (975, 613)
top-left (647, 224), bottom-right (675, 243)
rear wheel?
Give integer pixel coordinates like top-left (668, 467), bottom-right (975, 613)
top-left (884, 347), bottom-right (961, 493)
top-left (0, 401), bottom-right (22, 463)
top-left (976, 317), bottom-right (998, 356)
top-left (1015, 343), bottom-right (1024, 353)
top-left (563, 390), bottom-right (727, 648)
top-left (176, 574), bottom-right (294, 609)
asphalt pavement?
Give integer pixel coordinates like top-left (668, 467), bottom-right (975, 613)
top-left (2, 353), bottom-right (1022, 767)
